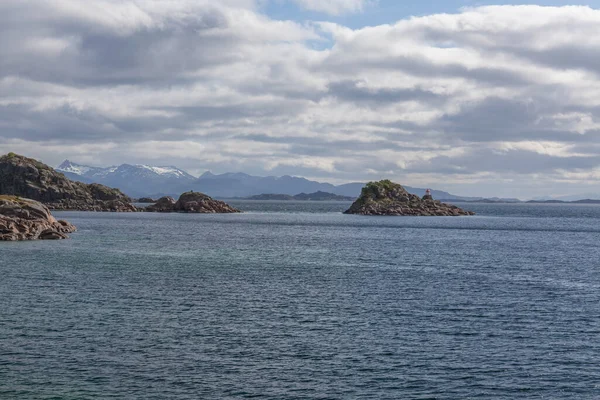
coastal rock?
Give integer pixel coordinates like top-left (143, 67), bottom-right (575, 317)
top-left (0, 196), bottom-right (76, 241)
top-left (146, 196), bottom-right (177, 212)
top-left (137, 197), bottom-right (156, 203)
top-left (344, 180), bottom-right (474, 216)
top-left (146, 192), bottom-right (240, 213)
top-left (0, 153), bottom-right (135, 212)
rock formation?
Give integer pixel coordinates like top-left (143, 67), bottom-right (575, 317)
top-left (146, 196), bottom-right (177, 212)
top-left (137, 197), bottom-right (155, 203)
top-left (0, 153), bottom-right (136, 212)
top-left (146, 192), bottom-right (240, 213)
top-left (0, 196), bottom-right (77, 241)
top-left (344, 180), bottom-right (474, 216)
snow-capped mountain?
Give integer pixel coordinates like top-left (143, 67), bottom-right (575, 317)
top-left (58, 160), bottom-right (108, 177)
top-left (138, 165), bottom-right (191, 179)
top-left (57, 160), bottom-right (196, 197)
top-left (56, 160), bottom-right (479, 200)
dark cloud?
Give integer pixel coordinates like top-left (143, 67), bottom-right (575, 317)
top-left (410, 149), bottom-right (600, 175)
top-left (434, 97), bottom-right (600, 144)
top-left (0, 6), bottom-right (242, 86)
top-left (326, 80), bottom-right (444, 105)
top-left (510, 44), bottom-right (600, 76)
top-left (321, 53), bottom-right (531, 87)
top-left (0, 103), bottom-right (119, 142)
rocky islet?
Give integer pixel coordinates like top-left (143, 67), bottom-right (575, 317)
top-left (147, 191), bottom-right (241, 213)
top-left (344, 180), bottom-right (474, 216)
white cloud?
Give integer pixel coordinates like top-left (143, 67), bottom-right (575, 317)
top-left (293, 0), bottom-right (372, 15)
top-left (3, 3), bottom-right (600, 197)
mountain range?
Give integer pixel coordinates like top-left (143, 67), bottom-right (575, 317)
top-left (57, 160), bottom-right (486, 200)
top-left (58, 160), bottom-right (196, 198)
top-left (532, 193), bottom-right (600, 202)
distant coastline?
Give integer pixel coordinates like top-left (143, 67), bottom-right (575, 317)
top-left (443, 198), bottom-right (600, 205)
top-left (242, 191), bottom-right (355, 201)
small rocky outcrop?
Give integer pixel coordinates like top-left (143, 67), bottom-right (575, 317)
top-left (146, 192), bottom-right (240, 213)
top-left (0, 196), bottom-right (77, 241)
top-left (0, 153), bottom-right (135, 212)
top-left (137, 197), bottom-right (155, 203)
top-left (146, 196), bottom-right (177, 212)
top-left (344, 180), bottom-right (474, 216)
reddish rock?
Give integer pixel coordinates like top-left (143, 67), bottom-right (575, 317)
top-left (0, 196), bottom-right (76, 241)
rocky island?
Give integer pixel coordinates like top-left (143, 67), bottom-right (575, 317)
top-left (0, 196), bottom-right (76, 241)
top-left (0, 153), bottom-right (136, 212)
top-left (136, 197), bottom-right (156, 203)
top-left (344, 180), bottom-right (474, 216)
top-left (147, 191), bottom-right (241, 213)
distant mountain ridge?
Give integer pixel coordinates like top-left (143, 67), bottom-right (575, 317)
top-left (58, 160), bottom-right (196, 198)
top-left (57, 160), bottom-right (484, 200)
top-left (247, 191), bottom-right (355, 201)
top-left (532, 192), bottom-right (600, 202)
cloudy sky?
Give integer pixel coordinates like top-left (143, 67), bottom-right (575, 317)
top-left (2, 0), bottom-right (600, 198)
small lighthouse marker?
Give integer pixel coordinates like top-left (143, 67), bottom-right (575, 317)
top-left (423, 188), bottom-right (433, 201)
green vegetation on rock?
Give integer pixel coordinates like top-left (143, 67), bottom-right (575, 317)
top-left (345, 180), bottom-right (474, 216)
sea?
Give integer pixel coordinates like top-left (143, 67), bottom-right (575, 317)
top-left (1, 201), bottom-right (599, 399)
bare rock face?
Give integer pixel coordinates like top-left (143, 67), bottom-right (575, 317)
top-left (0, 153), bottom-right (136, 212)
top-left (344, 180), bottom-right (474, 216)
top-left (146, 192), bottom-right (240, 213)
top-left (175, 191), bottom-right (240, 213)
top-left (146, 196), bottom-right (177, 212)
top-left (0, 196), bottom-right (77, 241)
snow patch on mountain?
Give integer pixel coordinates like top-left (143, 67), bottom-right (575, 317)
top-left (58, 160), bottom-right (193, 179)
top-left (57, 160), bottom-right (94, 176)
top-left (138, 165), bottom-right (189, 178)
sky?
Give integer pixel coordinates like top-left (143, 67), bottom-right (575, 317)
top-left (2, 1), bottom-right (600, 198)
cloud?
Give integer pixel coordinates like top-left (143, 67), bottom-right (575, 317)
top-left (292, 0), bottom-right (373, 15)
top-left (2, 3), bottom-right (600, 197)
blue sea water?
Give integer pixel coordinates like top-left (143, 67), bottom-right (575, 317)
top-left (1, 201), bottom-right (600, 399)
